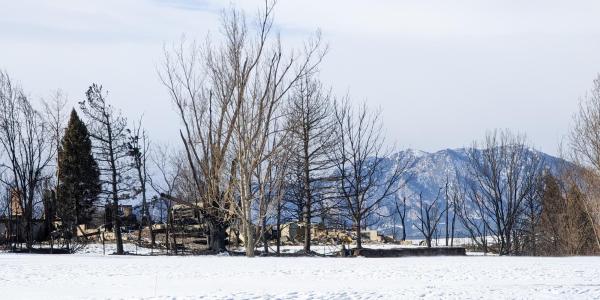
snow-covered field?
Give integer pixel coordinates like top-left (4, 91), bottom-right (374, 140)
top-left (0, 245), bottom-right (599, 299)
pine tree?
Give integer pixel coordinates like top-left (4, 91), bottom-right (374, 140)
top-left (57, 109), bottom-right (101, 237)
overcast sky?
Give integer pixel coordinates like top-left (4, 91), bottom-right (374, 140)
top-left (2, 0), bottom-right (600, 155)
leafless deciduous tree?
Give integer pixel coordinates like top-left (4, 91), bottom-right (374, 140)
top-left (513, 170), bottom-right (543, 255)
top-left (0, 71), bottom-right (54, 250)
top-left (454, 182), bottom-right (490, 253)
top-left (79, 84), bottom-right (131, 255)
top-left (465, 130), bottom-right (544, 255)
top-left (536, 170), bottom-right (598, 255)
top-left (448, 185), bottom-right (459, 247)
top-left (570, 75), bottom-right (600, 250)
top-left (150, 145), bottom-right (184, 254)
top-left (414, 190), bottom-right (446, 248)
top-left (128, 119), bottom-right (153, 248)
top-left (443, 176), bottom-right (459, 247)
top-left (41, 90), bottom-right (68, 250)
top-left (332, 100), bottom-right (407, 249)
top-left (285, 76), bottom-right (334, 253)
top-left (255, 131), bottom-right (290, 254)
top-left (160, 1), bottom-right (325, 256)
top-left (392, 194), bottom-right (408, 241)
top-left (42, 91), bottom-right (68, 183)
top-left (0, 72), bottom-right (54, 249)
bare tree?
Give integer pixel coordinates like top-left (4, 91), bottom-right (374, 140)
top-left (256, 131), bottom-right (290, 254)
top-left (569, 75), bottom-right (600, 250)
top-left (455, 181), bottom-right (490, 253)
top-left (449, 186), bottom-right (459, 247)
top-left (150, 145), bottom-right (184, 254)
top-left (228, 8), bottom-right (325, 257)
top-left (160, 1), bottom-right (325, 256)
top-left (332, 100), bottom-right (407, 249)
top-left (79, 84), bottom-right (131, 255)
top-left (285, 75), bottom-right (334, 253)
top-left (442, 176), bottom-right (454, 246)
top-left (466, 130), bottom-right (544, 255)
top-left (128, 119), bottom-right (153, 248)
top-left (538, 172), bottom-right (563, 254)
top-left (515, 171), bottom-right (543, 255)
top-left (42, 91), bottom-right (68, 184)
top-left (41, 90), bottom-right (68, 250)
top-left (0, 71), bottom-right (54, 251)
top-left (393, 194), bottom-right (408, 241)
top-left (414, 190), bottom-right (446, 248)
top-left (538, 167), bottom-right (599, 255)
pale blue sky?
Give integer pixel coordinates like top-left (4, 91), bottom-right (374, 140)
top-left (2, 0), bottom-right (600, 155)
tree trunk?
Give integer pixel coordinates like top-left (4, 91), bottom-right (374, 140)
top-left (483, 225), bottom-right (488, 254)
top-left (355, 218), bottom-right (362, 249)
top-left (262, 216), bottom-right (268, 254)
top-left (165, 203), bottom-right (171, 255)
top-left (401, 217), bottom-right (406, 241)
top-left (531, 219), bottom-right (536, 256)
top-left (445, 196), bottom-right (449, 246)
top-left (276, 211), bottom-right (281, 256)
top-left (25, 202), bottom-right (33, 251)
top-left (208, 220), bottom-right (227, 253)
top-left (303, 138), bottom-right (312, 253)
top-left (112, 195), bottom-right (123, 254)
top-left (108, 122), bottom-right (124, 255)
top-left (244, 220), bottom-right (255, 257)
top-left (450, 211), bottom-right (456, 247)
top-left (303, 204), bottom-right (311, 253)
top-left (275, 194), bottom-right (282, 256)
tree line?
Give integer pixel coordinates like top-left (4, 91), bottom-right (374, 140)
top-left (0, 1), bottom-right (599, 257)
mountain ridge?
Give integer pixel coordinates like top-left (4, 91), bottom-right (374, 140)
top-left (376, 147), bottom-right (566, 238)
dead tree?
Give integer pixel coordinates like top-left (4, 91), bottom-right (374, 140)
top-left (332, 100), bottom-right (407, 249)
top-left (538, 169), bottom-right (599, 255)
top-left (41, 91), bottom-right (68, 250)
top-left (393, 194), bottom-right (408, 241)
top-left (449, 188), bottom-right (458, 246)
top-left (128, 119), bottom-right (153, 249)
top-left (0, 186), bottom-right (7, 247)
top-left (228, 8), bottom-right (325, 257)
top-left (0, 71), bottom-right (54, 250)
top-left (444, 177), bottom-right (449, 246)
top-left (570, 75), bottom-right (600, 250)
top-left (285, 76), bottom-right (335, 253)
top-left (414, 190), bottom-right (446, 248)
top-left (440, 175), bottom-right (459, 247)
top-left (283, 159), bottom-right (307, 226)
top-left (149, 145), bottom-right (184, 254)
top-left (256, 131), bottom-right (290, 254)
top-left (517, 172), bottom-right (543, 255)
top-left (466, 130), bottom-right (544, 255)
top-left (160, 1), bottom-right (325, 256)
top-left (565, 167), bottom-right (600, 255)
top-left (79, 84), bottom-right (131, 255)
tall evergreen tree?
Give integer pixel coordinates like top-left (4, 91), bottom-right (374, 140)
top-left (57, 109), bottom-right (100, 236)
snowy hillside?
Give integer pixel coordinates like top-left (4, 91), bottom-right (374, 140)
top-left (376, 148), bottom-right (565, 238)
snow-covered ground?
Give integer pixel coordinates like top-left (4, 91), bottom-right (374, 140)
top-left (0, 246), bottom-right (598, 299)
top-left (77, 242), bottom-right (156, 256)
